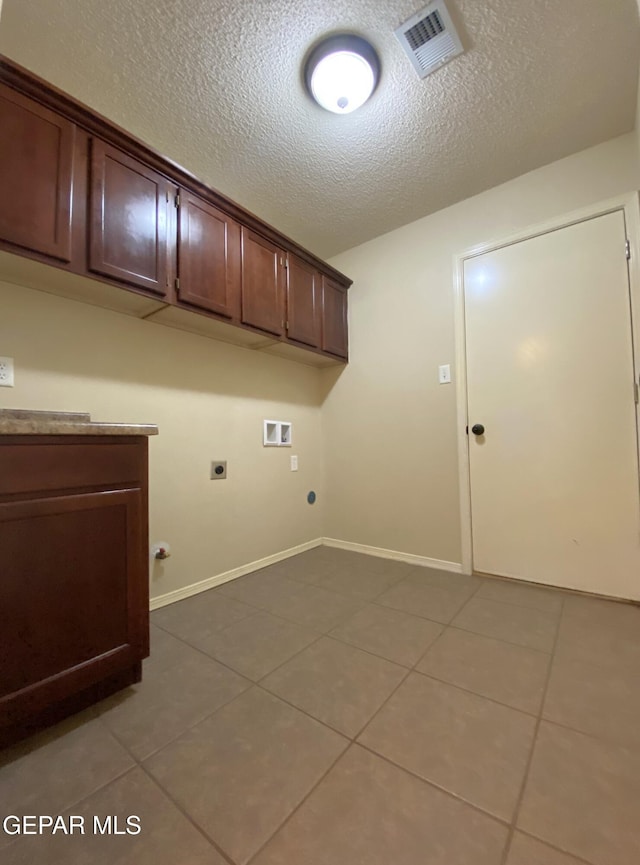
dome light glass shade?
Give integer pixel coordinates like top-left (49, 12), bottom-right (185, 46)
top-left (305, 35), bottom-right (380, 114)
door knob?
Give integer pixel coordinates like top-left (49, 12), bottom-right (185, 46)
top-left (471, 424), bottom-right (485, 436)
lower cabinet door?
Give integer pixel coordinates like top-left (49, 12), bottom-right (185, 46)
top-left (0, 488), bottom-right (145, 725)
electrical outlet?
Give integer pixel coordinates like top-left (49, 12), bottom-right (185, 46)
top-left (0, 357), bottom-right (14, 387)
top-left (210, 461), bottom-right (227, 480)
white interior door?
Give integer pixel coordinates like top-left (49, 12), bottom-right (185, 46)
top-left (464, 210), bottom-right (640, 599)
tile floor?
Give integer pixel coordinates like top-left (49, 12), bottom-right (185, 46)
top-left (2, 546), bottom-right (640, 864)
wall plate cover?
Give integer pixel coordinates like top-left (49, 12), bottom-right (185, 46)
top-left (210, 461), bottom-right (227, 479)
top-left (438, 363), bottom-right (451, 384)
top-left (263, 419), bottom-right (292, 447)
top-left (0, 356), bottom-right (14, 387)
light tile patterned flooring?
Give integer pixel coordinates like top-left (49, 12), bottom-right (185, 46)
top-left (2, 546), bottom-right (640, 864)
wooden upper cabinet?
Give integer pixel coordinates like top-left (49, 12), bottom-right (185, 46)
top-left (0, 83), bottom-right (75, 262)
top-left (286, 254), bottom-right (320, 348)
top-left (321, 276), bottom-right (349, 359)
top-left (241, 228), bottom-right (285, 337)
top-left (177, 191), bottom-right (241, 319)
top-left (0, 63), bottom-right (352, 364)
top-left (89, 139), bottom-right (168, 295)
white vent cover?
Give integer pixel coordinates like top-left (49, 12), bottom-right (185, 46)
top-left (394, 1), bottom-right (463, 79)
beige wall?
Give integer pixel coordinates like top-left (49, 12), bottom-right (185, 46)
top-left (636, 62), bottom-right (640, 161)
top-left (0, 280), bottom-right (325, 600)
top-left (323, 132), bottom-right (640, 567)
top-left (2, 132), bottom-right (638, 597)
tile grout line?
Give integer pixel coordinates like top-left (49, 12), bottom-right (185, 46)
top-left (514, 827), bottom-right (599, 865)
top-left (421, 616), bottom-right (557, 655)
top-left (477, 571), bottom-right (640, 608)
top-left (473, 593), bottom-right (563, 614)
top-left (151, 612), bottom-right (322, 683)
top-left (138, 763), bottom-right (237, 865)
top-left (408, 668), bottom-right (544, 720)
top-left (436, 624), bottom-right (553, 658)
top-left (213, 590), bottom-right (370, 637)
top-left (456, 591), bottom-right (563, 617)
top-left (254, 680), bottom-right (360, 741)
top-left (355, 740), bottom-right (513, 828)
top-left (95, 674), bottom-right (253, 765)
top-left (253, 631), bottom-right (328, 683)
top-left (534, 714), bottom-right (640, 751)
top-left (497, 593), bottom-right (567, 865)
top-left (243, 740), bottom-right (351, 865)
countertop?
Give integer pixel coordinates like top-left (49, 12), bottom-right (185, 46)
top-left (0, 409), bottom-right (158, 436)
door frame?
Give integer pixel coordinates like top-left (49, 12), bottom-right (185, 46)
top-left (453, 192), bottom-right (640, 577)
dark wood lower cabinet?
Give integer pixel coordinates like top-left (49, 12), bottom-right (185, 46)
top-left (0, 435), bottom-right (150, 747)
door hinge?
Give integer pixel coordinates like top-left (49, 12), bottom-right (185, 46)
top-left (626, 239), bottom-right (631, 260)
top-left (635, 381), bottom-right (639, 405)
top-left (285, 320), bottom-right (289, 330)
top-left (175, 277), bottom-right (180, 291)
top-left (175, 192), bottom-right (181, 208)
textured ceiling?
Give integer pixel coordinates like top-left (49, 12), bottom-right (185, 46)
top-left (0, 0), bottom-right (638, 259)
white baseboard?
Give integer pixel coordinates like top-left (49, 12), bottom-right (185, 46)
top-left (150, 538), bottom-right (323, 610)
top-left (322, 537), bottom-right (463, 573)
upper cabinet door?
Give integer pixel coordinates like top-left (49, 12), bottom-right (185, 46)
top-left (240, 228), bottom-right (285, 337)
top-left (177, 191), bottom-right (240, 319)
top-left (89, 139), bottom-right (168, 295)
top-left (0, 84), bottom-right (75, 262)
top-left (286, 255), bottom-right (319, 348)
top-left (321, 276), bottom-right (349, 359)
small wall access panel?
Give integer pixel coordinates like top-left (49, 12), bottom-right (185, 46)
top-left (263, 420), bottom-right (292, 447)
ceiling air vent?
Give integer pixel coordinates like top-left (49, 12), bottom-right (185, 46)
top-left (395, 1), bottom-right (463, 79)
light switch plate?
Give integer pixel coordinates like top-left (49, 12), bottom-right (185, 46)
top-left (438, 364), bottom-right (451, 384)
top-left (290, 455), bottom-right (298, 471)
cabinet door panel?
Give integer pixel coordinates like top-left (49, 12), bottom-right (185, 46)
top-left (0, 489), bottom-right (143, 700)
top-left (89, 139), bottom-right (168, 295)
top-left (287, 255), bottom-right (319, 348)
top-left (241, 228), bottom-right (284, 336)
top-left (0, 83), bottom-right (74, 262)
top-left (321, 276), bottom-right (349, 359)
top-left (177, 192), bottom-right (240, 318)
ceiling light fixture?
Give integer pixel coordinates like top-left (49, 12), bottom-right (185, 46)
top-left (305, 34), bottom-right (380, 115)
